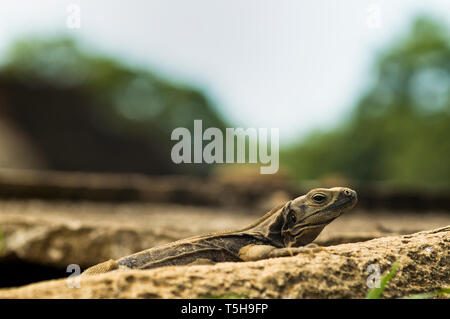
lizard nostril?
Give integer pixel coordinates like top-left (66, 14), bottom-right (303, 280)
top-left (344, 189), bottom-right (353, 197)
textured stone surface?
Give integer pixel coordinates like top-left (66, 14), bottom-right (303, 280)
top-left (0, 226), bottom-right (448, 299)
top-left (0, 201), bottom-right (252, 267)
top-left (1, 199), bottom-right (450, 268)
top-left (2, 199), bottom-right (449, 269)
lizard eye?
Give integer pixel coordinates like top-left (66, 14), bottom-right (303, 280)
top-left (312, 193), bottom-right (327, 203)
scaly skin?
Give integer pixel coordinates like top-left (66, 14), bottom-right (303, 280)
top-left (82, 187), bottom-right (357, 275)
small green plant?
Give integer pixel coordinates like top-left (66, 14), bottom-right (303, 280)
top-left (366, 261), bottom-right (400, 299)
top-left (402, 288), bottom-right (450, 299)
top-left (366, 260), bottom-right (449, 299)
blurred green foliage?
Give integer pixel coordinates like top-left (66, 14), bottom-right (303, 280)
top-left (0, 37), bottom-right (228, 175)
top-left (2, 37), bottom-right (226, 132)
top-left (282, 17), bottom-right (450, 187)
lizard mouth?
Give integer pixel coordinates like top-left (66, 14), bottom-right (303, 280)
top-left (291, 200), bottom-right (356, 237)
top-left (303, 196), bottom-right (356, 223)
top-left (325, 197), bottom-right (357, 213)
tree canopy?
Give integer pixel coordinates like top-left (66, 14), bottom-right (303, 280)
top-left (282, 17), bottom-right (450, 187)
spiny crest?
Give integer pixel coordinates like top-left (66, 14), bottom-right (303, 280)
top-left (238, 202), bottom-right (286, 232)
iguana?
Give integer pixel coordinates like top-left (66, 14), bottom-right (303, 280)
top-left (83, 187), bottom-right (357, 275)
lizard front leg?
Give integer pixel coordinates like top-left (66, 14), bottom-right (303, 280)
top-left (267, 243), bottom-right (324, 258)
top-left (238, 244), bottom-right (324, 262)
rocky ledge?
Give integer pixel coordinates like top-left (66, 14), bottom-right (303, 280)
top-left (0, 226), bottom-right (448, 298)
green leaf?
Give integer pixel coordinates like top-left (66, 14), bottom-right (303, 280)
top-left (366, 261), bottom-right (400, 299)
top-left (403, 288), bottom-right (450, 299)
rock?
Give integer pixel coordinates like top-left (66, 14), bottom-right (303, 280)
top-left (1, 199), bottom-right (449, 270)
top-left (0, 201), bottom-right (254, 268)
top-left (0, 226), bottom-right (448, 298)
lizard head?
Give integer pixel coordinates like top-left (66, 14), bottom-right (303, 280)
top-left (280, 187), bottom-right (357, 247)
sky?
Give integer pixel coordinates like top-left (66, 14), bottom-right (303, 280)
top-left (0, 0), bottom-right (449, 145)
